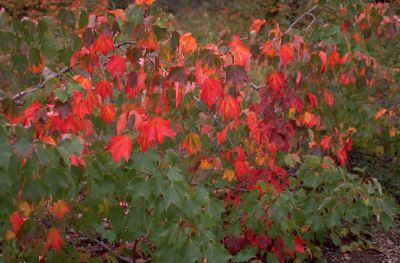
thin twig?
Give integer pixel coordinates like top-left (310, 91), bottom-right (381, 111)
top-left (92, 238), bottom-right (133, 263)
top-left (285, 4), bottom-right (319, 34)
top-left (12, 66), bottom-right (70, 102)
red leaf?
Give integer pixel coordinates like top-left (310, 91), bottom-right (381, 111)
top-left (279, 43), bottom-right (294, 65)
top-left (218, 96), bottom-right (241, 122)
top-left (262, 41), bottom-right (276, 57)
top-left (51, 200), bottom-right (70, 221)
top-left (319, 51), bottom-right (327, 73)
top-left (328, 50), bottom-right (341, 66)
top-left (73, 75), bottom-right (92, 91)
top-left (320, 135), bottom-right (332, 150)
top-left (137, 118), bottom-right (176, 152)
top-left (303, 112), bottom-right (320, 127)
top-left (323, 89), bottom-right (335, 106)
top-left (106, 135), bottom-right (133, 163)
top-left (95, 80), bottom-right (113, 99)
top-left (294, 236), bottom-right (305, 253)
top-left (23, 102), bottom-right (42, 126)
top-left (307, 93), bottom-right (318, 108)
top-left (179, 33), bottom-right (197, 54)
top-left (72, 91), bottom-right (91, 119)
top-left (135, 0), bottom-right (155, 5)
top-left (100, 104), bottom-right (116, 124)
top-left (46, 228), bottom-right (64, 252)
top-left (267, 71), bottom-right (285, 92)
top-left (93, 34), bottom-right (114, 55)
top-left (250, 19), bottom-right (266, 33)
top-left (106, 55), bottom-right (125, 76)
top-left (116, 112), bottom-right (128, 135)
top-left (9, 211), bottom-right (25, 234)
top-left (200, 78), bottom-right (223, 109)
top-left (228, 36), bottom-right (251, 67)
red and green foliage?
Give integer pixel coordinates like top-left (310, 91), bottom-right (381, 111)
top-left (0, 1), bottom-right (399, 262)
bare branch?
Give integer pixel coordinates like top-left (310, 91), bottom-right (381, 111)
top-left (285, 5), bottom-right (319, 34)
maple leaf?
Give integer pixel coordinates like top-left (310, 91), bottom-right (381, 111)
top-left (307, 93), bottom-right (318, 108)
top-left (223, 170), bottom-right (236, 182)
top-left (51, 200), bottom-right (70, 221)
top-left (262, 41), bottom-right (276, 57)
top-left (106, 55), bottom-right (125, 76)
top-left (323, 89), bottom-right (335, 106)
top-left (101, 104), bottom-right (116, 124)
top-left (294, 236), bottom-right (305, 253)
top-left (279, 43), bottom-right (294, 65)
top-left (200, 78), bottom-right (223, 109)
top-left (328, 50), bottom-right (341, 66)
top-left (46, 228), bottom-right (64, 252)
top-left (135, 0), bottom-right (155, 5)
top-left (267, 71), bottom-right (285, 92)
top-left (319, 51), bottom-right (327, 73)
top-left (93, 34), bottom-right (114, 55)
top-left (375, 108), bottom-right (387, 120)
top-left (303, 112), bottom-right (320, 127)
top-left (179, 33), bottom-right (197, 54)
top-left (108, 9), bottom-right (126, 22)
top-left (181, 133), bottom-right (202, 155)
top-left (72, 91), bottom-right (91, 119)
top-left (228, 36), bottom-right (251, 68)
top-left (218, 96), bottom-right (241, 122)
top-left (23, 102), bottom-right (42, 126)
top-left (106, 135), bottom-right (133, 163)
top-left (9, 211), bottom-right (25, 234)
top-left (137, 118), bottom-right (176, 152)
top-left (250, 19), bottom-right (266, 33)
top-left (320, 135), bottom-right (332, 150)
top-left (73, 75), bottom-right (92, 91)
top-left (95, 80), bottom-right (113, 99)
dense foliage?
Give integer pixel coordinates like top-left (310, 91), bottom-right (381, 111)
top-left (0, 1), bottom-right (399, 262)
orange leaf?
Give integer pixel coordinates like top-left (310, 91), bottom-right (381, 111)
top-left (179, 33), bottom-right (197, 54)
top-left (200, 78), bottom-right (223, 109)
top-left (250, 19), bottom-right (266, 33)
top-left (262, 41), bottom-right (276, 57)
top-left (137, 118), bottom-right (176, 152)
top-left (181, 133), bottom-right (202, 155)
top-left (51, 200), bottom-right (70, 221)
top-left (135, 0), bottom-right (155, 5)
top-left (108, 9), bottom-right (126, 22)
top-left (100, 104), bottom-right (116, 124)
top-left (303, 112), bottom-right (320, 127)
top-left (279, 43), bottom-right (294, 65)
top-left (319, 51), bottom-right (327, 73)
top-left (46, 228), bottom-right (64, 252)
top-left (375, 108), bottom-right (387, 120)
top-left (9, 211), bottom-right (25, 234)
top-left (228, 36), bottom-right (251, 67)
top-left (106, 135), bottom-right (133, 163)
top-left (106, 55), bottom-right (126, 76)
top-left (73, 75), bottom-right (92, 91)
top-left (218, 96), bottom-right (241, 122)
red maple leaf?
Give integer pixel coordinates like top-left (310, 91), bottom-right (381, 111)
top-left (267, 71), bottom-right (286, 92)
top-left (323, 89), bottom-right (335, 106)
top-left (279, 43), bottom-right (294, 65)
top-left (294, 236), bottom-right (305, 253)
top-left (307, 93), bottom-right (318, 108)
top-left (200, 78), bottom-right (223, 109)
top-left (23, 102), bottom-right (42, 127)
top-left (93, 34), bottom-right (115, 55)
top-left (328, 50), bottom-right (341, 66)
top-left (137, 118), bottom-right (176, 152)
top-left (106, 55), bottom-right (125, 76)
top-left (319, 51), bottom-right (327, 73)
top-left (95, 80), bottom-right (113, 99)
top-left (218, 96), bottom-right (241, 122)
top-left (250, 19), bottom-right (266, 33)
top-left (228, 36), bottom-right (251, 67)
top-left (72, 91), bottom-right (91, 119)
top-left (100, 104), bottom-right (116, 124)
top-left (181, 133), bottom-right (202, 155)
top-left (46, 228), bottom-right (64, 252)
top-left (9, 211), bottom-right (25, 234)
top-left (320, 135), bottom-right (332, 150)
top-left (51, 200), bottom-right (70, 221)
top-left (106, 135), bottom-right (133, 163)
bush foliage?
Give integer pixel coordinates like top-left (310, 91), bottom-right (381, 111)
top-left (0, 1), bottom-right (399, 262)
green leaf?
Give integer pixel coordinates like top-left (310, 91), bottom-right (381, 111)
top-left (167, 167), bottom-right (184, 182)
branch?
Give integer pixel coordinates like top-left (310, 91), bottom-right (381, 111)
top-left (12, 66), bottom-right (70, 102)
top-left (285, 4), bottom-right (319, 34)
top-left (92, 238), bottom-right (133, 263)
